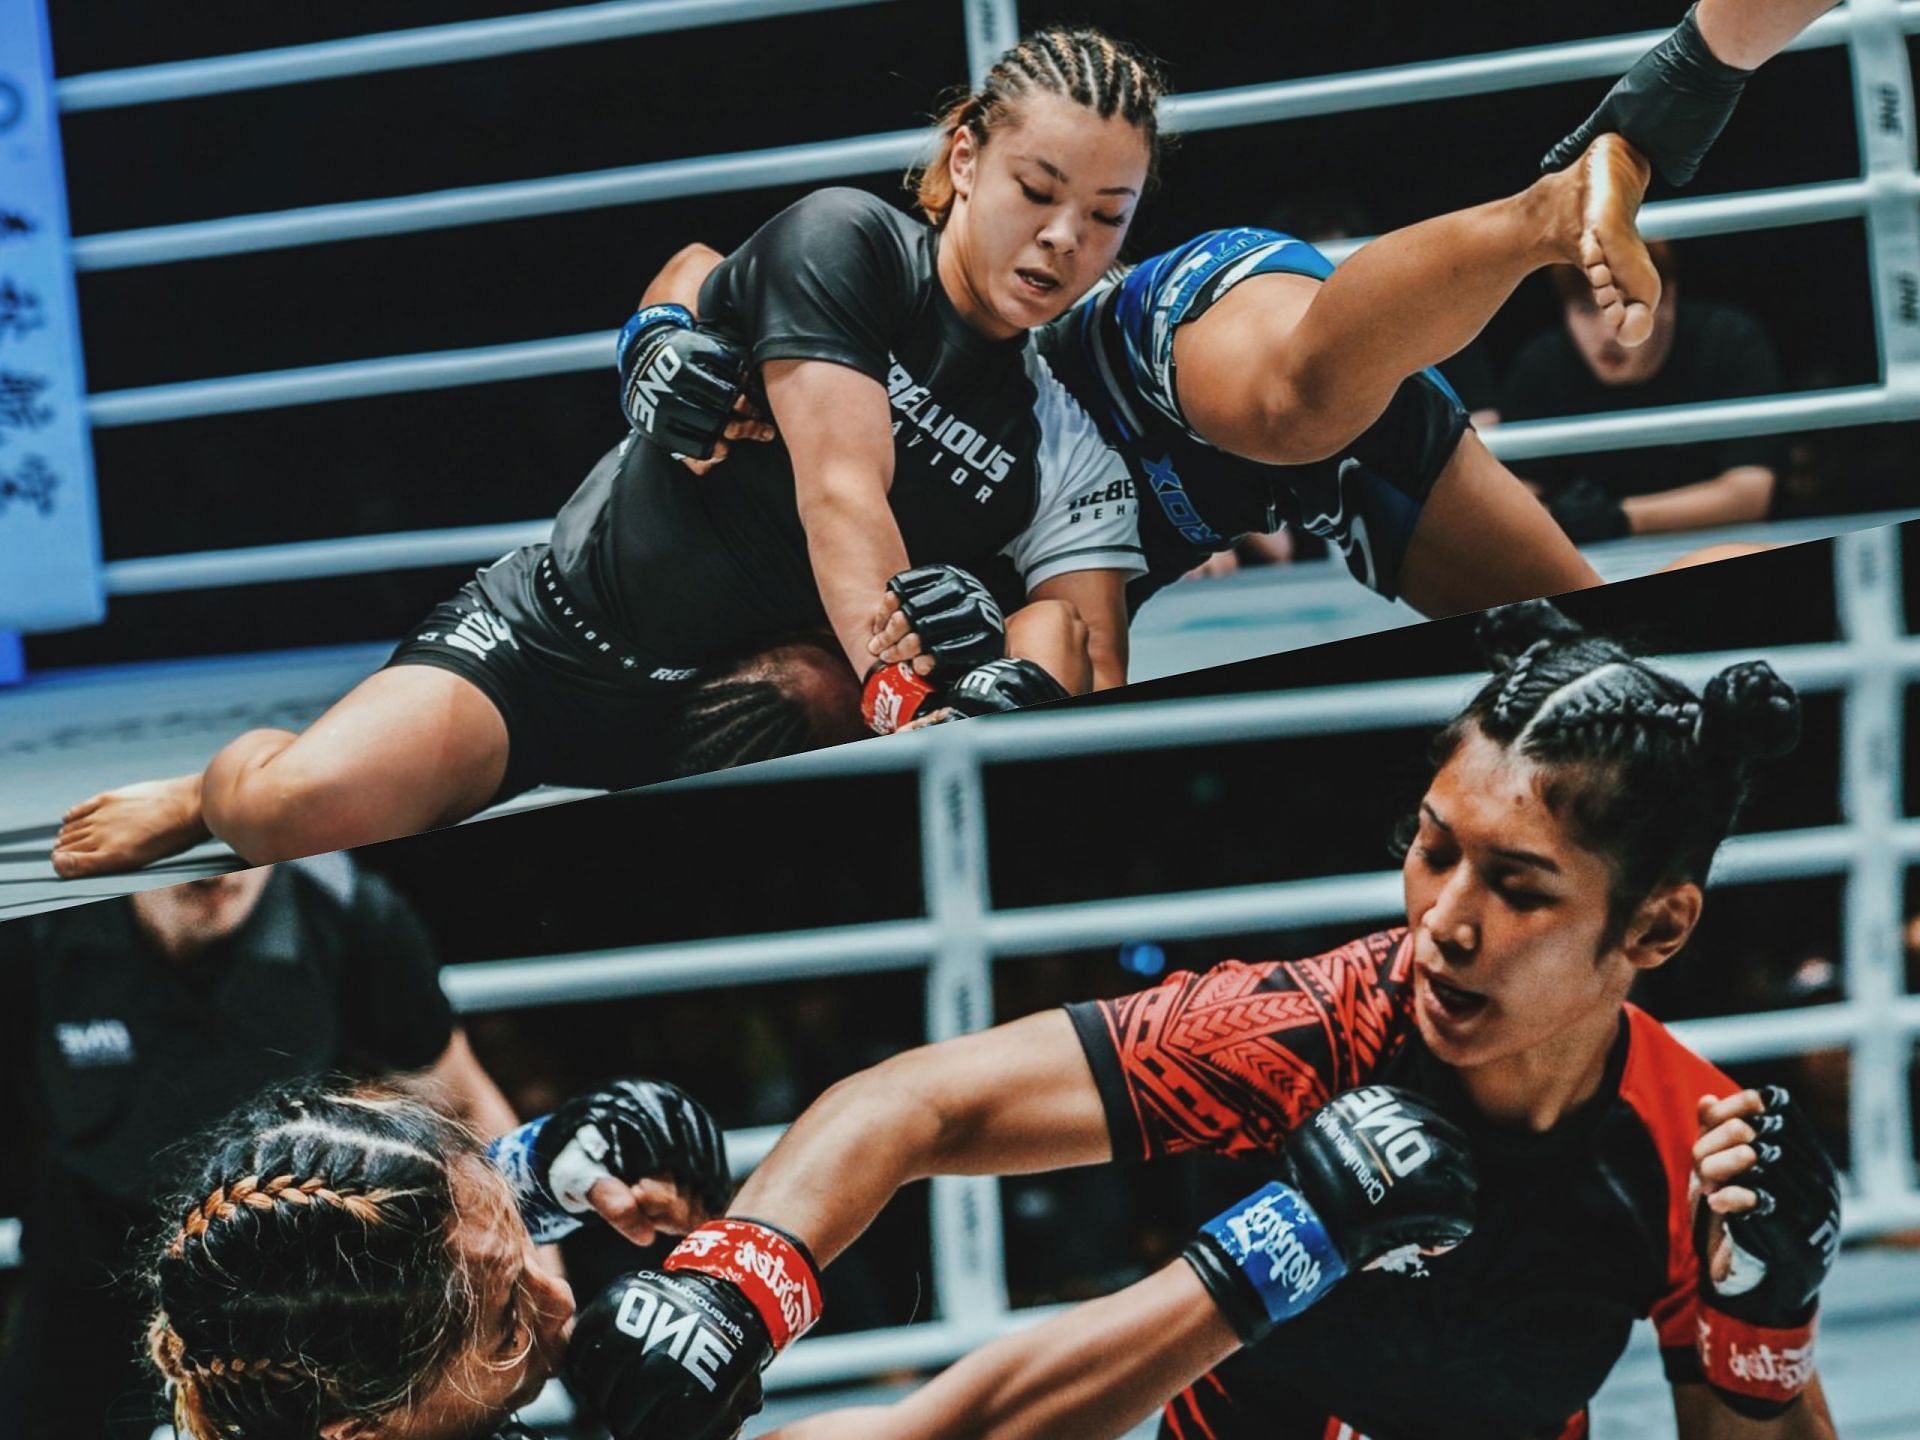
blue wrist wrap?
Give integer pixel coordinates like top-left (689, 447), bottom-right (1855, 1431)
top-left (616, 303), bottom-right (694, 373)
top-left (486, 1114), bottom-right (580, 1244)
top-left (1200, 1181), bottom-right (1349, 1326)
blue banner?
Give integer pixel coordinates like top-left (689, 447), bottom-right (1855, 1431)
top-left (0, 0), bottom-right (105, 631)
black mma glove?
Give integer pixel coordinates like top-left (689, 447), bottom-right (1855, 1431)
top-left (862, 657), bottom-right (1071, 734)
top-left (940, 657), bottom-right (1071, 717)
top-left (487, 1079), bottom-right (732, 1244)
top-left (887, 565), bottom-right (1006, 676)
top-left (1183, 1085), bottom-right (1477, 1342)
top-left (617, 303), bottom-right (747, 461)
top-left (567, 1219), bottom-right (823, 1440)
top-left (566, 1269), bottom-right (770, 1440)
top-left (1693, 1085), bottom-right (1841, 1418)
top-left (1546, 477), bottom-right (1631, 544)
top-left (1542, 4), bottom-right (1754, 187)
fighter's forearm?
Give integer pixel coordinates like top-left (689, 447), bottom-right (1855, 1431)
top-left (765, 1263), bottom-right (1237, 1440)
top-left (1621, 465), bottom-right (1774, 534)
top-left (641, 243), bottom-right (725, 313)
top-left (1694, 0), bottom-right (1835, 70)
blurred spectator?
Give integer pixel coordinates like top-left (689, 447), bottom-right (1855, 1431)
top-left (1504, 241), bottom-right (1785, 542)
top-left (0, 858), bottom-right (516, 1439)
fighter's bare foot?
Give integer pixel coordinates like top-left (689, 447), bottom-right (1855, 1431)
top-left (51, 773), bottom-right (211, 878)
top-left (1574, 134), bottom-right (1659, 347)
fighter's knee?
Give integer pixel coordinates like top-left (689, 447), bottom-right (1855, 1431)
top-left (201, 737), bottom-right (345, 861)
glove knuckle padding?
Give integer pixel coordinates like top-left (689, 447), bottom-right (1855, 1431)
top-left (1282, 1084), bottom-right (1478, 1265)
top-left (544, 1079), bottom-right (733, 1219)
top-left (567, 1270), bottom-right (769, 1440)
top-left (620, 307), bottom-right (746, 462)
top-left (888, 565), bottom-right (1005, 675)
top-left (947, 657), bottom-right (1070, 716)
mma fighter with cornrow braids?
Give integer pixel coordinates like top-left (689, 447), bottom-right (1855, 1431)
top-left (146, 1076), bottom-right (733, 1440)
top-left (55, 27), bottom-right (1162, 879)
top-left (590, 599), bottom-right (1842, 1440)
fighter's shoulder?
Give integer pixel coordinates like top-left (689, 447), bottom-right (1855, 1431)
top-left (1617, 1003), bottom-right (1738, 1155)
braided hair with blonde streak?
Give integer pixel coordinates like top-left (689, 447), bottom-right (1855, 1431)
top-left (145, 1082), bottom-right (484, 1439)
top-left (911, 25), bottom-right (1167, 228)
top-left (1433, 598), bottom-right (1801, 940)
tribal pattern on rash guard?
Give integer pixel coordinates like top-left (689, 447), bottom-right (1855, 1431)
top-left (1067, 930), bottom-right (1746, 1440)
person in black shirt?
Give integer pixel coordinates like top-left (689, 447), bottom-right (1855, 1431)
top-left (1505, 244), bottom-right (1786, 542)
top-left (52, 27), bottom-right (1163, 880)
top-left (612, 600), bottom-right (1842, 1440)
top-left (0, 858), bottom-right (520, 1439)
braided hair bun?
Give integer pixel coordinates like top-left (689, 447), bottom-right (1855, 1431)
top-left (1702, 661), bottom-right (1802, 763)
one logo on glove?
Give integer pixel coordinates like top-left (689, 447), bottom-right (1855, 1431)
top-left (612, 1282), bottom-right (738, 1393)
top-left (1223, 1188), bottom-right (1327, 1305)
top-left (1319, 1086), bottom-right (1436, 1203)
top-left (627, 341), bottom-right (684, 433)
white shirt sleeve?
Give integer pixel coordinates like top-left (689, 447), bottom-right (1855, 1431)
top-left (1002, 349), bottom-right (1146, 592)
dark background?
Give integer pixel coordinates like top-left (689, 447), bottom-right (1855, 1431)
top-left (26, 0), bottom-right (1915, 667)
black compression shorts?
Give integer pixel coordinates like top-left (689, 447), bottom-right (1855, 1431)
top-left (384, 545), bottom-right (702, 801)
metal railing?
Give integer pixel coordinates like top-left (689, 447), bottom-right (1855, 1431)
top-left (48, 0), bottom-right (1920, 600)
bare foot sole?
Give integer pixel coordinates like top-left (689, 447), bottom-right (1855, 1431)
top-left (1576, 134), bottom-right (1658, 347)
top-left (51, 774), bottom-right (211, 878)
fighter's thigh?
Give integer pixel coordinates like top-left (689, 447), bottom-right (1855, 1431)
top-left (255, 664), bottom-right (510, 827)
top-left (1171, 271), bottom-right (1320, 462)
top-left (1395, 431), bottom-right (1602, 617)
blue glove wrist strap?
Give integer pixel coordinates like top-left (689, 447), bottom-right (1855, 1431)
top-left (1201, 1181), bottom-right (1349, 1326)
top-left (616, 302), bottom-right (695, 372)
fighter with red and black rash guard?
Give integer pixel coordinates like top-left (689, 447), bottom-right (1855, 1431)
top-left (542, 186), bottom-right (1144, 671)
top-left (1065, 929), bottom-right (1749, 1440)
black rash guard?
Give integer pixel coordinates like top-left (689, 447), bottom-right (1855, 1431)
top-left (540, 188), bottom-right (1143, 670)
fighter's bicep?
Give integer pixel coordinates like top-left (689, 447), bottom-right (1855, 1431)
top-left (762, 359), bottom-right (895, 497)
top-left (915, 1011), bottom-right (1115, 1174)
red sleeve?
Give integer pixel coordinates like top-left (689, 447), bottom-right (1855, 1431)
top-left (1616, 1003), bottom-right (1740, 1375)
top-left (1064, 929), bottom-right (1416, 1161)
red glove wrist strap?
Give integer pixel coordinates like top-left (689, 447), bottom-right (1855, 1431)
top-left (665, 1219), bottom-right (824, 1350)
top-left (1697, 1307), bottom-right (1817, 1405)
top-left (862, 661), bottom-right (938, 735)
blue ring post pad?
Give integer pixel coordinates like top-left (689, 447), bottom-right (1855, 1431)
top-left (1200, 1181), bottom-right (1350, 1326)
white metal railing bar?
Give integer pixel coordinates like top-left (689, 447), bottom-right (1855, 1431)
top-left (442, 917), bottom-right (936, 1011)
top-left (79, 176), bottom-right (1896, 429)
top-left (103, 522), bottom-right (552, 595)
top-left (86, 333), bottom-right (608, 428)
top-left (68, 128), bottom-right (933, 272)
top-left (964, 0), bottom-right (1020, 89)
top-left (65, 21), bottom-right (1891, 273)
top-left (1161, 10), bottom-right (1851, 135)
top-left (434, 823), bottom-right (1917, 1014)
top-left (53, 0), bottom-right (897, 111)
top-left (1835, 529), bottom-right (1916, 1201)
top-left (1481, 382), bottom-right (1920, 463)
